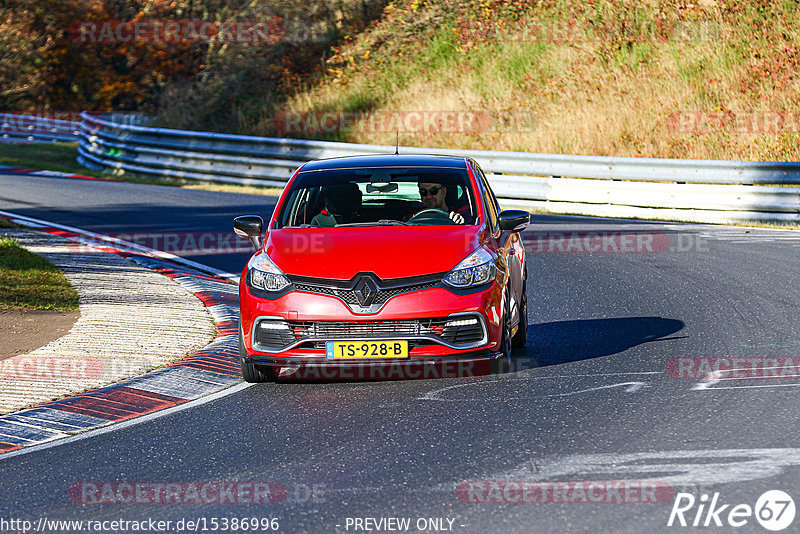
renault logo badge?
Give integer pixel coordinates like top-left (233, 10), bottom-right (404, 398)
top-left (354, 276), bottom-right (378, 307)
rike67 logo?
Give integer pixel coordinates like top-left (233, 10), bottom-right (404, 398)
top-left (668, 490), bottom-right (795, 531)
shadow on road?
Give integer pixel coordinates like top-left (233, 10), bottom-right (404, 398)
top-left (514, 316), bottom-right (685, 368)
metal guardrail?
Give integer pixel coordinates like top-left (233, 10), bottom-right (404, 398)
top-left (77, 112), bottom-right (800, 223)
top-left (0, 113), bottom-right (81, 142)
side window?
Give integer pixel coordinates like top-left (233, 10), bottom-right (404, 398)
top-left (473, 163), bottom-right (499, 234)
top-left (481, 167), bottom-right (502, 221)
top-left (280, 188), bottom-right (301, 227)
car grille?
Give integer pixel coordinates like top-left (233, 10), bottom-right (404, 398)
top-left (253, 316), bottom-right (486, 351)
top-left (293, 281), bottom-right (439, 307)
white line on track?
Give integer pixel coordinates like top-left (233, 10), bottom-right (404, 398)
top-left (692, 365), bottom-right (800, 391)
top-left (692, 376), bottom-right (722, 390)
top-left (695, 382), bottom-right (800, 391)
top-left (418, 371), bottom-right (661, 401)
top-left (0, 209), bottom-right (240, 283)
top-left (0, 383), bottom-right (254, 461)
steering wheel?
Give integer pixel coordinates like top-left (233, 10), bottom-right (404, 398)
top-left (407, 208), bottom-right (455, 225)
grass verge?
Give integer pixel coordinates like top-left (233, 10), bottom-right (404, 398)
top-left (0, 236), bottom-right (80, 310)
top-left (0, 142), bottom-right (104, 178)
top-left (263, 0), bottom-right (800, 161)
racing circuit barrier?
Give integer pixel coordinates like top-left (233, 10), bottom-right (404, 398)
top-left (77, 112), bottom-right (800, 223)
top-left (1, 113), bottom-right (81, 143)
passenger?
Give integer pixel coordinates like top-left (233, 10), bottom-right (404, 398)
top-left (310, 183), bottom-right (362, 226)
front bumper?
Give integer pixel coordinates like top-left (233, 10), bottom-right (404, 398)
top-left (239, 282), bottom-right (504, 365)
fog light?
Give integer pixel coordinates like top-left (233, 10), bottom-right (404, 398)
top-left (445, 318), bottom-right (479, 327)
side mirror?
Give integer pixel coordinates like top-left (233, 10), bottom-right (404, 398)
top-left (233, 215), bottom-right (264, 250)
top-left (498, 210), bottom-right (530, 232)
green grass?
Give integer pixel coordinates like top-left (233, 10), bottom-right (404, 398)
top-left (0, 142), bottom-right (283, 196)
top-left (0, 219), bottom-right (21, 229)
top-left (0, 237), bottom-right (79, 310)
top-left (0, 142), bottom-right (105, 178)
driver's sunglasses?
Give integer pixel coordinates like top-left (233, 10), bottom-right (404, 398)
top-left (419, 186), bottom-right (442, 196)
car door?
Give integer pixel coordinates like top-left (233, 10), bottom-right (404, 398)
top-left (470, 161), bottom-right (525, 329)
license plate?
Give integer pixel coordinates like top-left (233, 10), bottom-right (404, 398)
top-left (326, 340), bottom-right (408, 359)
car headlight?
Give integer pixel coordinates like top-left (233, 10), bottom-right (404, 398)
top-left (443, 247), bottom-right (496, 288)
top-left (247, 253), bottom-right (291, 292)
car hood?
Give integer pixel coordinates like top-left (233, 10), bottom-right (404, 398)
top-left (264, 226), bottom-right (482, 280)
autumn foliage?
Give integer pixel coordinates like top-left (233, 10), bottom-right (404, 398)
top-left (0, 0), bottom-right (384, 117)
top-left (1, 0), bottom-right (200, 112)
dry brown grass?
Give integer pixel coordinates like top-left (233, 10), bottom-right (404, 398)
top-left (274, 0), bottom-right (800, 161)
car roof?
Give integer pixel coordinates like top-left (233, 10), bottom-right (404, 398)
top-left (299, 154), bottom-right (469, 172)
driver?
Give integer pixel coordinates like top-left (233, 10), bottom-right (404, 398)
top-left (415, 181), bottom-right (466, 224)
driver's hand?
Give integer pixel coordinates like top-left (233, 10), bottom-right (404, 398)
top-left (449, 211), bottom-right (465, 224)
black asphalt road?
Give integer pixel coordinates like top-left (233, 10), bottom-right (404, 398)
top-left (3, 172), bottom-right (800, 533)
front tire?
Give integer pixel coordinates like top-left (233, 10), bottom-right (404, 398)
top-left (239, 324), bottom-right (279, 383)
top-left (512, 275), bottom-right (528, 348)
top-left (491, 290), bottom-right (514, 374)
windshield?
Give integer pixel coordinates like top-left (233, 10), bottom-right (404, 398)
top-left (275, 166), bottom-right (477, 228)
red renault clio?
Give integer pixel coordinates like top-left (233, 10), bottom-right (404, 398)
top-left (234, 154), bottom-right (529, 382)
